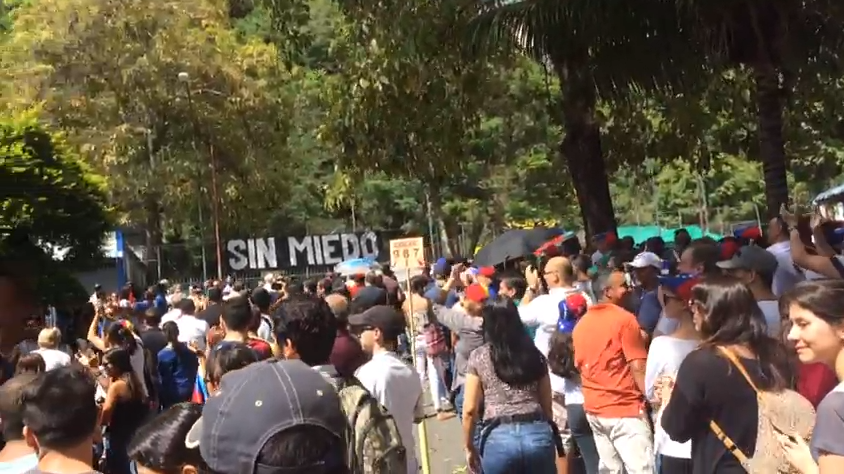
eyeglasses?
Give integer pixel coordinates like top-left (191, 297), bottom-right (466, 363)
top-left (661, 293), bottom-right (680, 306)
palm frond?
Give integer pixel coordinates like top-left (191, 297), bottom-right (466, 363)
top-left (464, 0), bottom-right (710, 101)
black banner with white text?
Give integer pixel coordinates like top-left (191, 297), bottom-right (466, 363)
top-left (225, 231), bottom-right (390, 272)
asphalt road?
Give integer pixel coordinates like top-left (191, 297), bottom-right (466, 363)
top-left (411, 382), bottom-right (466, 474)
top-left (416, 414), bottom-right (466, 474)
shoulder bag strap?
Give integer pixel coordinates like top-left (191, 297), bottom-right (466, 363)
top-left (708, 346), bottom-right (759, 465)
top-left (715, 346), bottom-right (760, 395)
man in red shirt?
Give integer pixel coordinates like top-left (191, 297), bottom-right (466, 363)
top-left (573, 270), bottom-right (653, 474)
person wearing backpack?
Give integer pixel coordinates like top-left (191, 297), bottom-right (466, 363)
top-left (250, 287), bottom-right (275, 343)
top-left (660, 275), bottom-right (813, 474)
top-left (350, 305), bottom-right (421, 474)
top-left (274, 295), bottom-right (408, 474)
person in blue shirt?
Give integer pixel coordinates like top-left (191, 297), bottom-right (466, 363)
top-left (624, 251), bottom-right (663, 336)
top-left (157, 321), bottom-right (199, 409)
top-left (153, 282), bottom-right (169, 315)
top-left (133, 287), bottom-right (156, 314)
top-left (425, 258), bottom-right (455, 303)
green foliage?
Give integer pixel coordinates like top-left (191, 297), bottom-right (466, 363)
top-left (2, 0), bottom-right (844, 278)
top-left (320, 0), bottom-right (497, 183)
top-left (0, 110), bottom-right (110, 264)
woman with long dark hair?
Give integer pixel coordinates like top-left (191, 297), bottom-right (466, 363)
top-left (660, 275), bottom-right (805, 473)
top-left (463, 296), bottom-right (557, 474)
top-left (778, 280), bottom-right (844, 473)
top-left (101, 347), bottom-right (149, 474)
top-left (129, 403), bottom-right (209, 474)
top-left (157, 322), bottom-right (199, 409)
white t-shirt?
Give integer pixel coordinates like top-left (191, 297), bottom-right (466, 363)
top-left (257, 315), bottom-right (273, 343)
top-left (130, 335), bottom-right (149, 398)
top-left (160, 308), bottom-right (182, 325)
top-left (645, 335), bottom-right (700, 458)
top-left (174, 315), bottom-right (210, 352)
top-left (767, 241), bottom-right (805, 297)
top-left (355, 351), bottom-right (424, 474)
top-left (757, 300), bottom-right (781, 338)
top-left (654, 311), bottom-right (679, 336)
top-left (519, 287), bottom-right (592, 394)
top-left (32, 348), bottom-right (71, 371)
top-left (591, 250), bottom-right (604, 266)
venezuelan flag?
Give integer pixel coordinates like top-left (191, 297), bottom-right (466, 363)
top-left (191, 374), bottom-right (209, 404)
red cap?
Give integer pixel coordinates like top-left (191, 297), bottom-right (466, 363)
top-left (478, 267), bottom-right (496, 278)
top-left (719, 240), bottom-right (741, 261)
top-left (564, 293), bottom-right (589, 318)
top-left (464, 284), bottom-right (489, 303)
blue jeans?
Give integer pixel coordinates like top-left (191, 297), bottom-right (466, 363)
top-left (479, 420), bottom-right (557, 474)
top-left (454, 384), bottom-right (481, 449)
top-left (567, 404), bottom-right (600, 474)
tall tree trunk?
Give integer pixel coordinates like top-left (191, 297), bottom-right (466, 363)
top-left (556, 64), bottom-right (617, 238)
top-left (754, 63), bottom-right (789, 218)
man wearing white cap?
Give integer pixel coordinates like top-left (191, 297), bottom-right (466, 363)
top-left (624, 252), bottom-right (663, 336)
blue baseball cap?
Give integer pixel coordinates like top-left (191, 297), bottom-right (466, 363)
top-left (658, 274), bottom-right (699, 300)
top-left (432, 257), bottom-right (450, 277)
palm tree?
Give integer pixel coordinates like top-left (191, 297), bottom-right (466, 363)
top-left (468, 0), bottom-right (843, 228)
top-left (465, 0), bottom-right (706, 235)
top-left (678, 0), bottom-right (843, 217)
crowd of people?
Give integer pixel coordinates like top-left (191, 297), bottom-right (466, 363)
top-left (3, 207), bottom-right (844, 473)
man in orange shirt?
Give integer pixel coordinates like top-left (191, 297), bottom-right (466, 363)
top-left (573, 270), bottom-right (653, 474)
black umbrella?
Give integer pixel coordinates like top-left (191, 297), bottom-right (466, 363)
top-left (473, 228), bottom-right (565, 267)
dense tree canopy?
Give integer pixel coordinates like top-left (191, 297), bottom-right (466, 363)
top-left (0, 110), bottom-right (110, 262)
top-left (2, 0), bottom-right (844, 279)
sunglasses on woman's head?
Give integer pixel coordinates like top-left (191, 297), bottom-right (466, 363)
top-left (661, 292), bottom-right (680, 306)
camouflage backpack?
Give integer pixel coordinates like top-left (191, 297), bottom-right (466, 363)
top-left (318, 367), bottom-right (407, 474)
top-left (709, 347), bottom-right (815, 473)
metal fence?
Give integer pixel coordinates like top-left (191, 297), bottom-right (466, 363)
top-left (132, 206), bottom-right (766, 287)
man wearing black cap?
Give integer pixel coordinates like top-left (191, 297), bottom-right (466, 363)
top-left (186, 359), bottom-right (348, 473)
top-left (351, 306), bottom-right (424, 474)
top-left (717, 245), bottom-right (781, 336)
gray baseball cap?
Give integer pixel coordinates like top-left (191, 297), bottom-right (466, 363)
top-left (716, 245), bottom-right (778, 275)
top-left (185, 359), bottom-right (347, 473)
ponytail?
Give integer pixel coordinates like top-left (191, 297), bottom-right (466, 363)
top-left (162, 321), bottom-right (186, 352)
top-left (106, 321), bottom-right (138, 356)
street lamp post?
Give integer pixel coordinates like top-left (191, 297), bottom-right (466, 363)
top-left (179, 71), bottom-right (224, 280)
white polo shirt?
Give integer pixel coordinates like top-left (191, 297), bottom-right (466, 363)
top-left (519, 287), bottom-right (592, 394)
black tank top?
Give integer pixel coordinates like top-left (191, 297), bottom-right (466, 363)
top-left (107, 395), bottom-right (148, 441)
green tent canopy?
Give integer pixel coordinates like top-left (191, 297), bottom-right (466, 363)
top-left (615, 225), bottom-right (722, 244)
